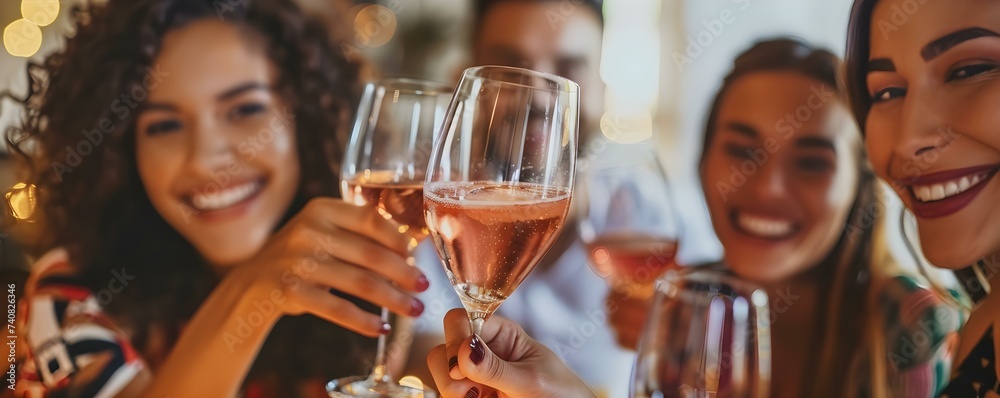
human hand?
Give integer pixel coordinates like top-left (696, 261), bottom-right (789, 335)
top-left (607, 289), bottom-right (652, 350)
top-left (230, 197), bottom-right (428, 337)
top-left (426, 309), bottom-right (596, 398)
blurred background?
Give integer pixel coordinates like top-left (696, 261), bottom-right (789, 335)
top-left (0, 0), bottom-right (944, 279)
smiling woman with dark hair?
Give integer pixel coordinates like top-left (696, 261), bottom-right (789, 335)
top-left (5, 0), bottom-right (431, 397)
top-left (844, 0), bottom-right (1000, 396)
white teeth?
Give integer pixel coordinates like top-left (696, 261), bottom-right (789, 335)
top-left (736, 213), bottom-right (794, 238)
top-left (959, 177), bottom-right (971, 192)
top-left (913, 172), bottom-right (991, 203)
top-left (944, 182), bottom-right (959, 197)
top-left (931, 185), bottom-right (945, 201)
top-left (916, 186), bottom-right (932, 201)
top-left (913, 187), bottom-right (931, 200)
top-left (191, 181), bottom-right (261, 211)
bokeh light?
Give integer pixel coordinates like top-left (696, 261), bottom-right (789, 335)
top-left (354, 5), bottom-right (397, 48)
top-left (21, 0), bottom-right (60, 27)
top-left (6, 182), bottom-right (37, 220)
top-left (398, 375), bottom-right (423, 390)
top-left (3, 19), bottom-right (42, 58)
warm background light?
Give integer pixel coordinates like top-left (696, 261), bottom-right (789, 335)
top-left (3, 19), bottom-right (42, 58)
top-left (600, 0), bottom-right (660, 143)
top-left (6, 182), bottom-right (37, 220)
top-left (398, 375), bottom-right (424, 396)
top-left (354, 4), bottom-right (397, 48)
top-left (21, 0), bottom-right (59, 27)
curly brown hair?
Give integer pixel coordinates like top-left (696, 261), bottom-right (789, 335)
top-left (5, 0), bottom-right (377, 393)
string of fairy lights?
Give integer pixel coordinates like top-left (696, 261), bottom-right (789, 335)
top-left (3, 0), bottom-right (59, 58)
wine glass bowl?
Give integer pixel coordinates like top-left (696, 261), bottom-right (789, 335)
top-left (341, 78), bottom-right (452, 251)
top-left (631, 267), bottom-right (771, 398)
top-left (579, 145), bottom-right (682, 299)
top-left (424, 65), bottom-right (580, 336)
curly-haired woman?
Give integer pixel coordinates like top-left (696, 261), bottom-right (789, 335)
top-left (6, 0), bottom-right (428, 397)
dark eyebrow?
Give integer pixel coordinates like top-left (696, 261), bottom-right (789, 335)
top-left (922, 27), bottom-right (1000, 61)
top-left (722, 122), bottom-right (758, 138)
top-left (138, 82), bottom-right (269, 113)
top-left (218, 82), bottom-right (269, 101)
top-left (867, 58), bottom-right (896, 72)
top-left (794, 136), bottom-right (836, 153)
top-left (140, 103), bottom-right (178, 112)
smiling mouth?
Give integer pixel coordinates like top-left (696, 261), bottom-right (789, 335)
top-left (185, 178), bottom-right (265, 212)
top-left (910, 169), bottom-right (996, 203)
top-left (901, 164), bottom-right (1000, 219)
top-left (730, 210), bottom-right (799, 240)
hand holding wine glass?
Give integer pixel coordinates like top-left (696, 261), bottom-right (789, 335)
top-left (424, 65), bottom-right (580, 338)
top-left (329, 78), bottom-right (451, 398)
top-left (425, 309), bottom-right (597, 398)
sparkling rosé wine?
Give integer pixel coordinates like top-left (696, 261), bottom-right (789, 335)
top-left (585, 233), bottom-right (678, 296)
top-left (344, 171), bottom-right (428, 244)
top-left (424, 181), bottom-right (571, 316)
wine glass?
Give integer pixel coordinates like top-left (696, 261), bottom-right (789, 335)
top-left (578, 143), bottom-right (682, 300)
top-left (631, 267), bottom-right (771, 398)
top-left (327, 78), bottom-right (451, 398)
top-left (423, 65), bottom-right (580, 337)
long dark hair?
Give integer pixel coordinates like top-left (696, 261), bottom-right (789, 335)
top-left (5, 0), bottom-right (376, 393)
top-left (844, 0), bottom-right (879, 131)
top-left (699, 38), bottom-right (883, 397)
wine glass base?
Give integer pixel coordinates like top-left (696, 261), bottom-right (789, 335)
top-left (326, 376), bottom-right (434, 398)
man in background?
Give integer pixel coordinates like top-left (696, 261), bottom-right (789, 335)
top-left (409, 1), bottom-right (636, 396)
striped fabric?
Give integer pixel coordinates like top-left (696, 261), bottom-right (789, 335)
top-left (17, 250), bottom-right (145, 398)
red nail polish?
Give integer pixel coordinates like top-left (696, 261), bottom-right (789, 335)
top-left (379, 322), bottom-right (392, 335)
top-left (469, 335), bottom-right (485, 365)
top-left (416, 275), bottom-right (430, 292)
top-left (410, 299), bottom-right (425, 317)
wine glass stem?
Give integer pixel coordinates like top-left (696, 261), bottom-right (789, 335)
top-left (370, 306), bottom-right (392, 383)
top-left (470, 316), bottom-right (485, 337)
top-left (369, 246), bottom-right (418, 385)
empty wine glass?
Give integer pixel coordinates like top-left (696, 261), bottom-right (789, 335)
top-left (578, 144), bottom-right (682, 300)
top-left (328, 78), bottom-right (450, 398)
top-left (423, 65), bottom-right (580, 337)
top-left (631, 267), bottom-right (771, 398)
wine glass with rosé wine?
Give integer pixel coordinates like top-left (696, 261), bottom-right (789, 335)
top-left (423, 66), bottom-right (580, 337)
top-left (328, 78), bottom-right (450, 398)
top-left (578, 144), bottom-right (683, 300)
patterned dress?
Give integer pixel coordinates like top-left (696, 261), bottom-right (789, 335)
top-left (880, 275), bottom-right (964, 397)
top-left (17, 249), bottom-right (145, 398)
top-left (938, 327), bottom-right (1000, 397)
